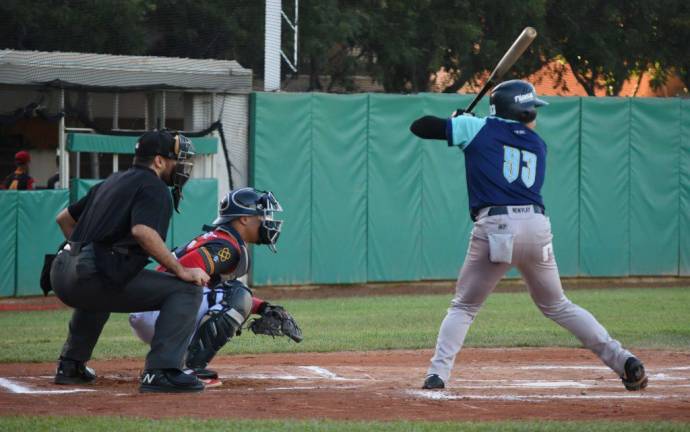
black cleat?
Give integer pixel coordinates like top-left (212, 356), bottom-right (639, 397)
top-left (139, 368), bottom-right (205, 393)
top-left (622, 357), bottom-right (648, 391)
top-left (54, 358), bottom-right (96, 385)
top-left (422, 374), bottom-right (445, 390)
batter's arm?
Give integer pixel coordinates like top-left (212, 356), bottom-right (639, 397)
top-left (410, 115), bottom-right (447, 140)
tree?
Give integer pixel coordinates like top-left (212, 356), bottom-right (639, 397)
top-left (545, 0), bottom-right (660, 96)
top-left (297, 1), bottom-right (367, 91)
top-left (651, 1), bottom-right (690, 92)
top-left (352, 0), bottom-right (547, 93)
top-left (0, 0), bottom-right (151, 55)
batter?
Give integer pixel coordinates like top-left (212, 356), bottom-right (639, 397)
top-left (409, 80), bottom-right (648, 392)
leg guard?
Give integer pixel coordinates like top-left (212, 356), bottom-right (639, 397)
top-left (185, 280), bottom-right (252, 369)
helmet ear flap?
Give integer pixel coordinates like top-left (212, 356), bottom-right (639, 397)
top-left (519, 110), bottom-right (537, 123)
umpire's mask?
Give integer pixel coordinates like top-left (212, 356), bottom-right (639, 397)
top-left (171, 133), bottom-right (195, 212)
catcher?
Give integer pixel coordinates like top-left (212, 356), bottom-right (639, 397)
top-left (129, 187), bottom-right (302, 387)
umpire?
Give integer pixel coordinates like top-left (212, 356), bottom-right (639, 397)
top-left (50, 130), bottom-right (210, 393)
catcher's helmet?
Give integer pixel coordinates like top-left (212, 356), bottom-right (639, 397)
top-left (212, 187), bottom-right (283, 252)
top-left (489, 80), bottom-right (548, 123)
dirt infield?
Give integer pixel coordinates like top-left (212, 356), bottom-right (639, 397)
top-left (1, 348), bottom-right (688, 422)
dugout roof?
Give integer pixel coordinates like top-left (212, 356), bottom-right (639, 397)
top-left (0, 49), bottom-right (252, 93)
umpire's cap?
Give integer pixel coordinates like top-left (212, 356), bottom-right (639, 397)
top-left (135, 130), bottom-right (182, 159)
top-left (489, 80), bottom-right (548, 123)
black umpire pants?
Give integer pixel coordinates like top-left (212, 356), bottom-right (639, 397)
top-left (50, 244), bottom-right (202, 370)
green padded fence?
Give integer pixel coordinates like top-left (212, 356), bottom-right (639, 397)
top-left (0, 179), bottom-right (217, 297)
top-left (682, 99), bottom-right (690, 276)
top-left (250, 93), bottom-right (690, 286)
top-left (15, 191), bottom-right (69, 296)
top-left (0, 192), bottom-right (18, 297)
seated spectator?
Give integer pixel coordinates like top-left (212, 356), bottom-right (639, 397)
top-left (47, 153), bottom-right (61, 189)
top-left (2, 150), bottom-right (35, 190)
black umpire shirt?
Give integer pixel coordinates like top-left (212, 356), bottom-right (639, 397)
top-left (67, 165), bottom-right (172, 285)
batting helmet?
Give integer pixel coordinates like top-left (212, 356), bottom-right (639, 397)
top-left (212, 187), bottom-right (283, 252)
top-left (489, 80), bottom-right (548, 123)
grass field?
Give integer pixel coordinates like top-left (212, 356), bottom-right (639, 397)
top-left (1, 417), bottom-right (689, 432)
top-left (1, 286), bottom-right (689, 430)
top-left (1, 287), bottom-right (688, 363)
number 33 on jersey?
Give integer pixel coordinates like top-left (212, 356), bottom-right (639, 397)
top-left (503, 146), bottom-right (537, 188)
top-left (445, 115), bottom-right (546, 213)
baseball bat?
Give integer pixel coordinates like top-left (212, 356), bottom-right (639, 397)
top-left (464, 27), bottom-right (538, 114)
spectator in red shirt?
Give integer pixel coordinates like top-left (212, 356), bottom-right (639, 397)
top-left (2, 150), bottom-right (35, 190)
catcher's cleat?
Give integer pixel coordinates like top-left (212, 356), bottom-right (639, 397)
top-left (621, 357), bottom-right (648, 391)
top-left (139, 368), bottom-right (204, 393)
top-left (54, 358), bottom-right (96, 385)
top-left (422, 374), bottom-right (445, 390)
top-left (201, 378), bottom-right (223, 388)
top-left (189, 367), bottom-right (218, 381)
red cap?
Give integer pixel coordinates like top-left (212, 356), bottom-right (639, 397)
top-left (15, 150), bottom-right (31, 165)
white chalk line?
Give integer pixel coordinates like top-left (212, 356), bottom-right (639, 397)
top-left (516, 365), bottom-right (690, 373)
top-left (407, 389), bottom-right (689, 402)
top-left (219, 366), bottom-right (366, 382)
top-left (0, 378), bottom-right (95, 395)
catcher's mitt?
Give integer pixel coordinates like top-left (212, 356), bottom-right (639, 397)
top-left (249, 304), bottom-right (303, 343)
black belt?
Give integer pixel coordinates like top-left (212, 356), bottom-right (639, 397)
top-left (487, 205), bottom-right (545, 216)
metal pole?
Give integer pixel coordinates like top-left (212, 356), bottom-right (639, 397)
top-left (58, 88), bottom-right (69, 189)
top-left (113, 93), bottom-right (119, 172)
top-left (144, 95), bottom-right (150, 130)
top-left (160, 91), bottom-right (166, 129)
top-left (87, 93), bottom-right (100, 179)
top-left (264, 0), bottom-right (282, 91)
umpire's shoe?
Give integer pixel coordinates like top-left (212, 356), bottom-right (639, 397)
top-left (621, 357), bottom-right (648, 391)
top-left (422, 374), bottom-right (445, 390)
top-left (139, 368), bottom-right (205, 393)
top-left (54, 357), bottom-right (96, 385)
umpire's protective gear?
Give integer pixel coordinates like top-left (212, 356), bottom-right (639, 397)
top-left (185, 280), bottom-right (253, 370)
top-left (489, 80), bottom-right (548, 123)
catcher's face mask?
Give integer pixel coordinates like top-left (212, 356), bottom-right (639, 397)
top-left (256, 191), bottom-right (283, 253)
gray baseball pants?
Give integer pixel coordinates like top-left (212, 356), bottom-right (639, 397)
top-left (51, 244), bottom-right (202, 370)
top-left (427, 206), bottom-right (633, 383)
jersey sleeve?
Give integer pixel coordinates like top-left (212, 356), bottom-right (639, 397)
top-left (447, 116), bottom-right (487, 150)
top-left (173, 249), bottom-right (209, 273)
top-left (203, 241), bottom-right (241, 277)
top-left (251, 296), bottom-right (266, 315)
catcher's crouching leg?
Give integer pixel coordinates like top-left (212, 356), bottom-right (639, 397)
top-left (185, 280), bottom-right (252, 373)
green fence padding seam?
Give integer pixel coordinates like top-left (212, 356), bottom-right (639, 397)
top-left (680, 99), bottom-right (690, 276)
top-left (172, 179), bottom-right (218, 250)
top-left (630, 98), bottom-right (681, 275)
top-left (311, 93), bottom-right (368, 284)
top-left (580, 98), bottom-right (631, 276)
top-left (251, 93), bottom-right (313, 285)
top-left (67, 133), bottom-right (218, 154)
top-left (0, 192), bottom-right (18, 296)
top-left (15, 190), bottom-right (69, 296)
top-left (536, 97), bottom-right (581, 276)
top-left (420, 93), bottom-right (475, 279)
top-left (367, 94), bottom-right (424, 282)
top-left (70, 178), bottom-right (103, 203)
